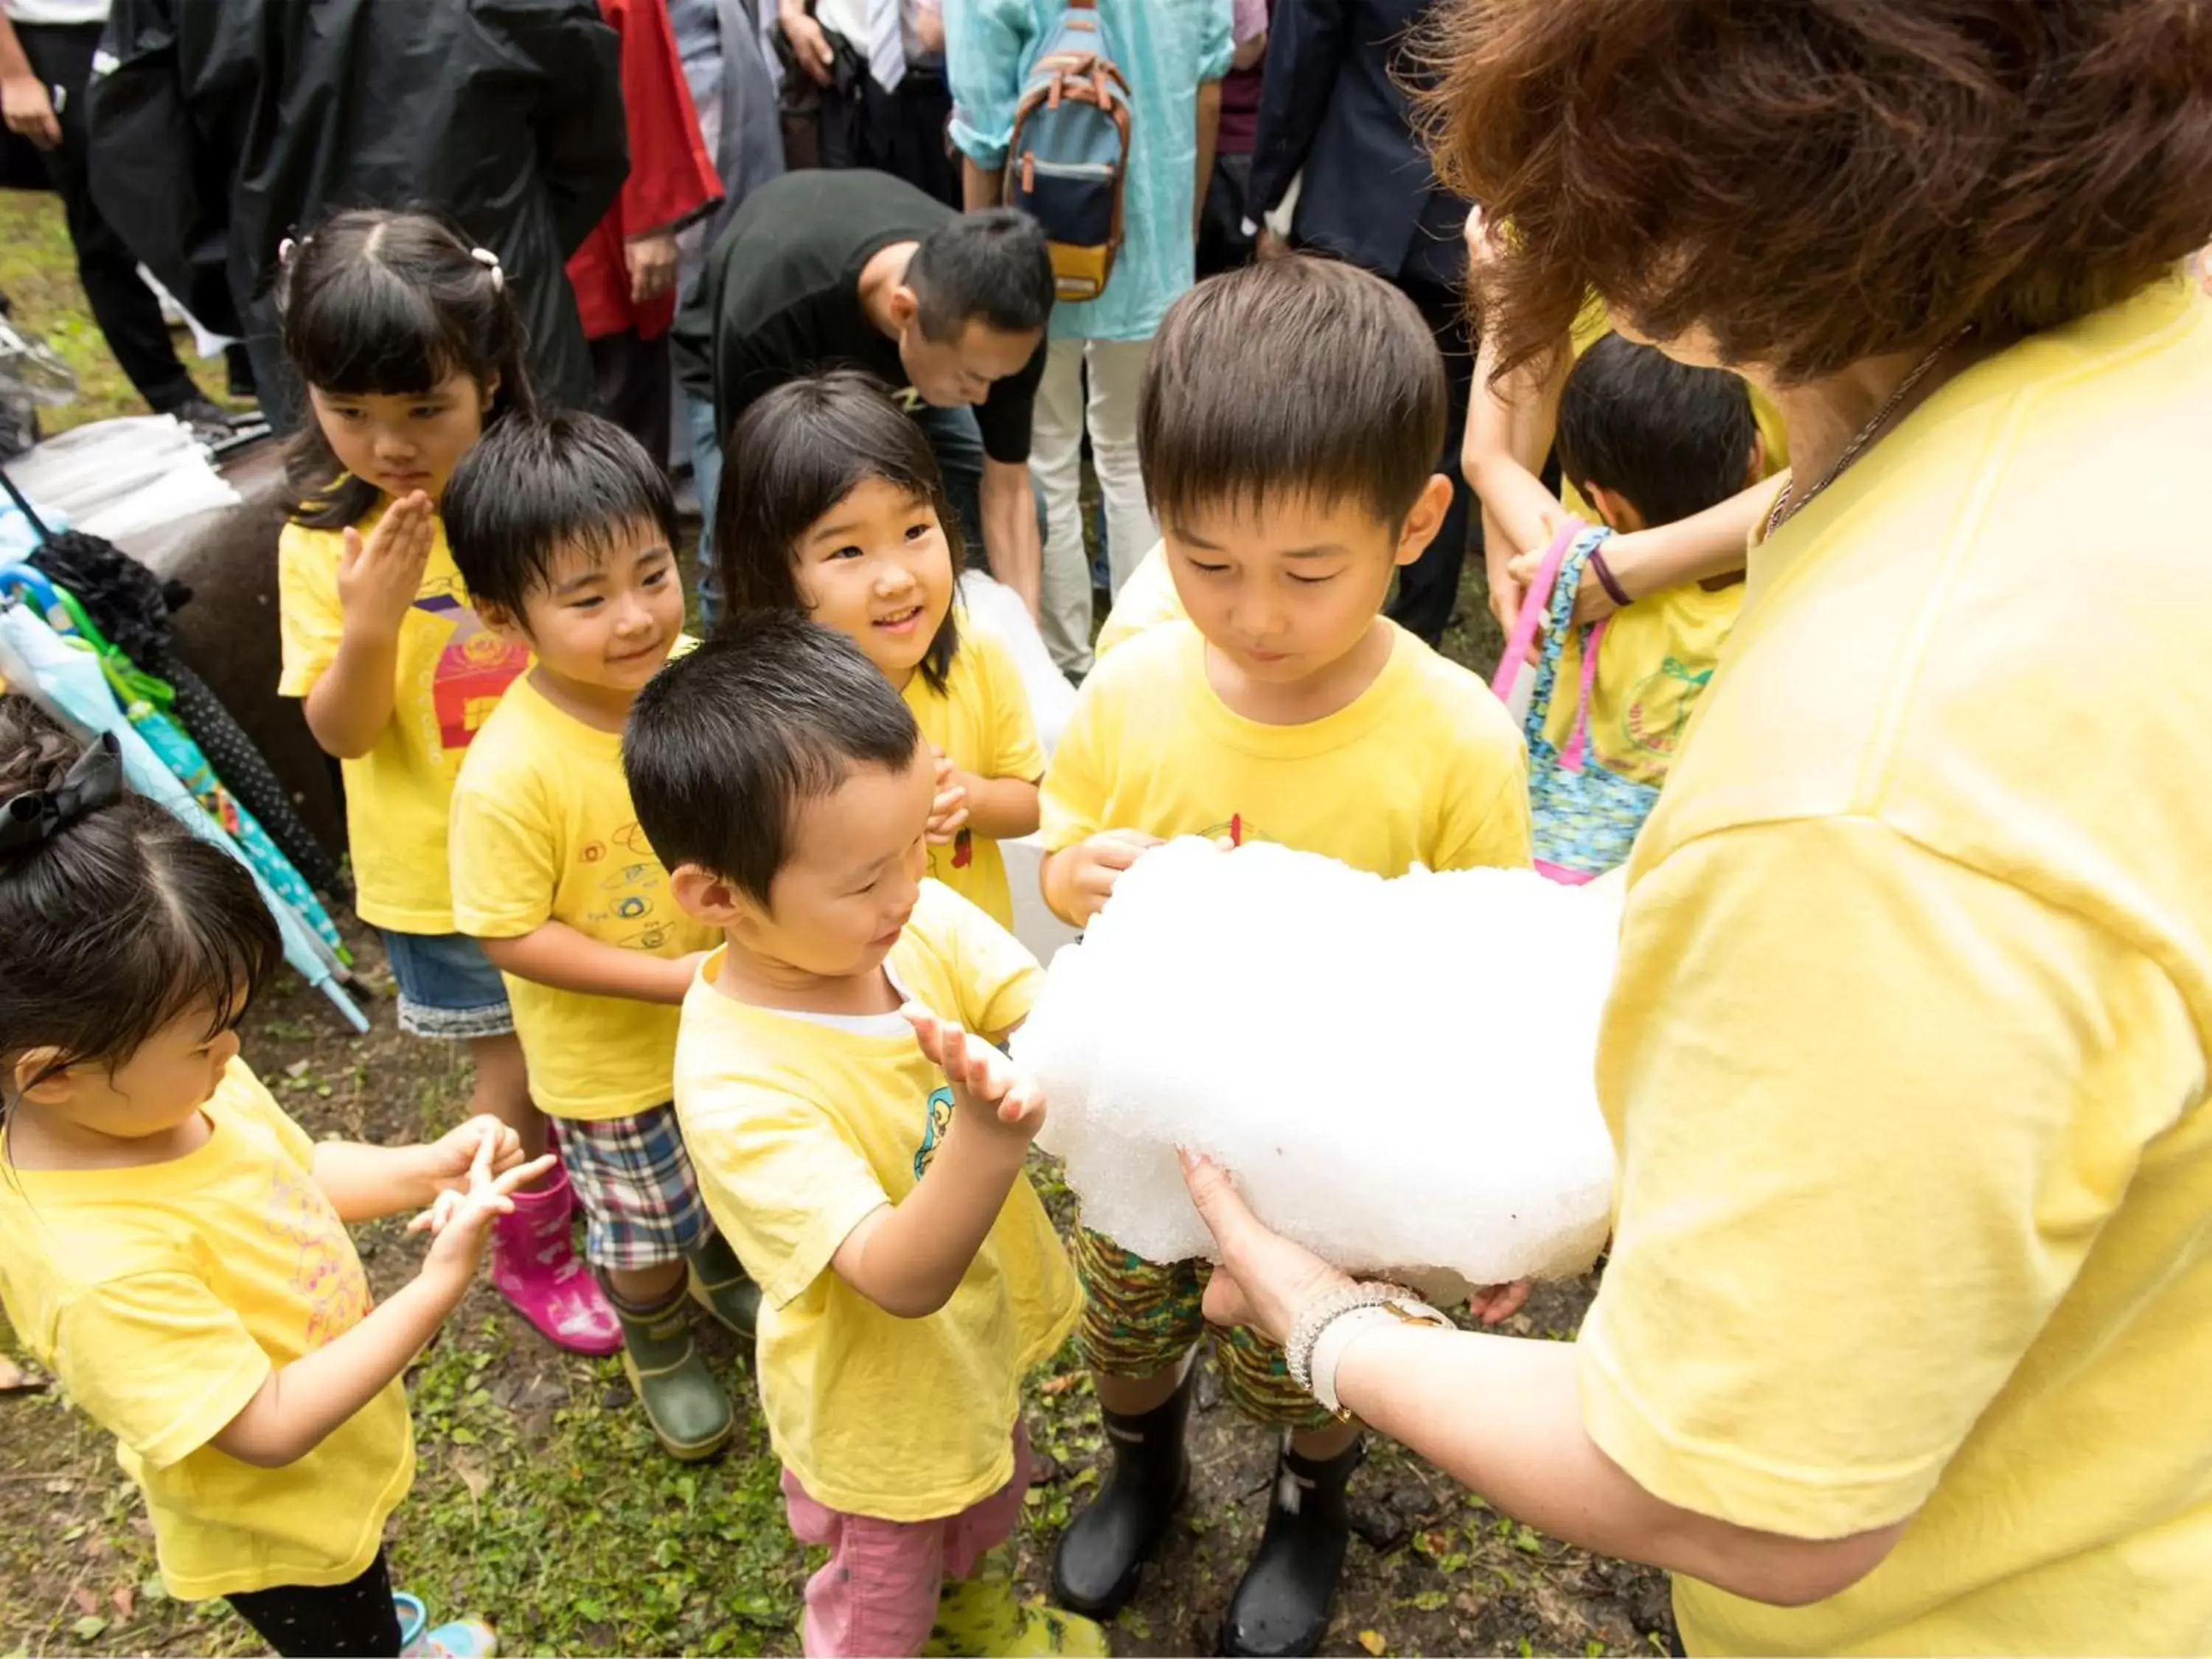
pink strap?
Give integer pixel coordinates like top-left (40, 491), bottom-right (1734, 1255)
top-left (1559, 616), bottom-right (1610, 772)
top-left (1488, 519), bottom-right (1585, 703)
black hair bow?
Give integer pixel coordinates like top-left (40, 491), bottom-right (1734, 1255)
top-left (0, 732), bottom-right (124, 857)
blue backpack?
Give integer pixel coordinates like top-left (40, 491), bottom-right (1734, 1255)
top-left (1004, 0), bottom-right (1131, 302)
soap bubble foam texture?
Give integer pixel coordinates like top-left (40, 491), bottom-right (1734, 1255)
top-left (1018, 839), bottom-right (1621, 1285)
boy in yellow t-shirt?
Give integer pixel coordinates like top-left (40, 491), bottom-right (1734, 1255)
top-left (625, 613), bottom-right (1105, 1659)
top-left (1540, 334), bottom-right (1770, 786)
top-left (442, 414), bottom-right (759, 1462)
top-left (1037, 257), bottom-right (1532, 1656)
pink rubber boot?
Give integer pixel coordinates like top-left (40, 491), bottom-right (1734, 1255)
top-left (490, 1165), bottom-right (621, 1354)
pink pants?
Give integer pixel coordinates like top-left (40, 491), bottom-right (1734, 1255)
top-left (780, 1425), bottom-right (1034, 1657)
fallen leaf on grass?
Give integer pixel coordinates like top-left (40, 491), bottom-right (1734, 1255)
top-left (70, 1587), bottom-right (97, 1618)
top-left (43, 1477), bottom-right (75, 1494)
top-left (1358, 1630), bottom-right (1388, 1656)
top-left (453, 1453), bottom-right (490, 1502)
top-left (70, 1615), bottom-right (107, 1642)
top-left (1038, 1374), bottom-right (1079, 1397)
top-left (283, 1060), bottom-right (311, 1079)
top-left (111, 1585), bottom-right (134, 1621)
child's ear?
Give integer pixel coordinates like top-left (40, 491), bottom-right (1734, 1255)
top-left (1392, 474), bottom-right (1456, 568)
top-left (671, 863), bottom-right (750, 929)
top-left (475, 598), bottom-right (530, 648)
top-left (1743, 431), bottom-right (1770, 490)
top-left (1585, 484), bottom-right (1646, 537)
top-left (479, 371), bottom-right (501, 416)
top-left (12, 1047), bottom-right (72, 1106)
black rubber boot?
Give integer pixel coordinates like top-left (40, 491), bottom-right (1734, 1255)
top-left (1049, 1369), bottom-right (1193, 1617)
top-left (1219, 1435), bottom-right (1365, 1658)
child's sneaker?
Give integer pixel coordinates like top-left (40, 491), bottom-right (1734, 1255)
top-left (924, 1550), bottom-right (1112, 1658)
top-left (490, 1165), bottom-right (622, 1354)
top-left (394, 1592), bottom-right (498, 1657)
top-left (612, 1283), bottom-right (734, 1461)
top-left (685, 1232), bottom-right (762, 1342)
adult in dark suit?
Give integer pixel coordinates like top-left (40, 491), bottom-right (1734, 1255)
top-left (1247, 0), bottom-right (1476, 647)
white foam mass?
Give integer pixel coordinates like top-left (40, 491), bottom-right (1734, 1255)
top-left (1018, 840), bottom-right (1621, 1286)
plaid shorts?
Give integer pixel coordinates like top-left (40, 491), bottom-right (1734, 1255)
top-left (1074, 1222), bottom-right (1335, 1433)
top-left (556, 1104), bottom-right (714, 1272)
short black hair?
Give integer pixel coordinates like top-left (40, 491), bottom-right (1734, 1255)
top-left (441, 411), bottom-right (680, 618)
top-left (1553, 335), bottom-right (1758, 529)
top-left (1140, 256), bottom-right (1447, 532)
top-left (714, 372), bottom-right (961, 692)
top-left (905, 209), bottom-right (1054, 342)
top-left (624, 611), bottom-right (922, 906)
top-left (0, 698), bottom-right (282, 1096)
top-left (279, 207), bottom-right (538, 532)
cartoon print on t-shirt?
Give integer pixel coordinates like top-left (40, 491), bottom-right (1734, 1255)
top-left (414, 580), bottom-right (528, 755)
top-left (263, 1155), bottom-right (370, 1349)
top-left (1622, 655), bottom-right (1714, 759)
top-left (1197, 814), bottom-right (1273, 849)
top-left (913, 1085), bottom-right (956, 1180)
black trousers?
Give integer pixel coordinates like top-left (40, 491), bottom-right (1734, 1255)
top-left (590, 329), bottom-right (674, 470)
top-left (1385, 274), bottom-right (1480, 646)
top-left (818, 47), bottom-right (960, 209)
top-left (1197, 152), bottom-right (1256, 278)
top-left (15, 21), bottom-right (198, 414)
top-left (226, 1547), bottom-right (402, 1658)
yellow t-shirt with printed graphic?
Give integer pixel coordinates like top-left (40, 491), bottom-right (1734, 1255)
top-left (1545, 305), bottom-right (1789, 786)
top-left (672, 880), bottom-right (1079, 1523)
top-left (0, 1060), bottom-right (413, 1600)
top-left (449, 672), bottom-right (716, 1119)
top-left (1041, 619), bottom-right (1531, 876)
top-left (277, 506), bottom-right (529, 932)
top-left (901, 627), bottom-right (1046, 931)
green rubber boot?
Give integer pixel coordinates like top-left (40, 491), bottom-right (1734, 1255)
top-left (686, 1232), bottom-right (762, 1343)
top-left (611, 1279), bottom-right (734, 1461)
top-left (923, 1548), bottom-right (1112, 1658)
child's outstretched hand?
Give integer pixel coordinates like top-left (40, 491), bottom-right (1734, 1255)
top-left (408, 1132), bottom-right (557, 1298)
top-left (927, 748), bottom-right (970, 846)
top-left (337, 489), bottom-right (436, 641)
top-left (423, 1116), bottom-right (527, 1198)
top-left (1057, 829), bottom-right (1164, 925)
top-left (903, 1002), bottom-right (1047, 1147)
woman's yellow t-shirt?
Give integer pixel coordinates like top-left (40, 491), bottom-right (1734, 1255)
top-left (901, 624), bottom-right (1047, 931)
top-left (1545, 307), bottom-right (1790, 786)
top-left (449, 672), bottom-right (717, 1119)
top-left (1585, 276), bottom-right (2212, 1654)
top-left (277, 505), bottom-right (528, 933)
top-left (0, 1061), bottom-right (413, 1599)
top-left (672, 881), bottom-right (1079, 1522)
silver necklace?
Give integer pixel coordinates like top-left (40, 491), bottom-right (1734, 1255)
top-left (1764, 328), bottom-right (1971, 537)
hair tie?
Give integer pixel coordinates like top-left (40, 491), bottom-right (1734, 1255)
top-left (0, 733), bottom-right (125, 859)
top-left (278, 234), bottom-right (302, 266)
top-left (470, 246), bottom-right (506, 293)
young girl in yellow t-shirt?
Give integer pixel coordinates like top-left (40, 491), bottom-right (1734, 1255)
top-left (711, 371), bottom-right (1046, 933)
top-left (271, 209), bottom-right (619, 1356)
top-left (0, 698), bottom-right (548, 1656)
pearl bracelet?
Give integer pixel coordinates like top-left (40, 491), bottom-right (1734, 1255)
top-left (1285, 1281), bottom-right (1450, 1415)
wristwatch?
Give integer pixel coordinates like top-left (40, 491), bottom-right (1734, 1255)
top-left (1285, 1283), bottom-right (1453, 1419)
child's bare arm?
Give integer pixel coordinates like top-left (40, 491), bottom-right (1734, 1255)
top-left (956, 772), bottom-right (1041, 841)
top-left (830, 1009), bottom-right (1044, 1319)
top-left (309, 1116), bottom-right (529, 1223)
top-left (301, 493), bottom-right (436, 759)
top-left (214, 1144), bottom-right (552, 1467)
top-left (477, 922), bottom-right (706, 1006)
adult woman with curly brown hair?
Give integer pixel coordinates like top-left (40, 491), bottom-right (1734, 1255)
top-left (1176, 4), bottom-right (2212, 1652)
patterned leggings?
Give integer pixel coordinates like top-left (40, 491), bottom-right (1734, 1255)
top-left (1074, 1223), bottom-right (1335, 1433)
top-left (225, 1548), bottom-right (401, 1658)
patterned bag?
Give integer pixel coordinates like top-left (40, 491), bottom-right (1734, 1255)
top-left (1489, 521), bottom-right (1660, 885)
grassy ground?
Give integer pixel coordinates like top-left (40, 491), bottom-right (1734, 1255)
top-left (0, 189), bottom-right (234, 431)
top-left (0, 188), bottom-right (1660, 1657)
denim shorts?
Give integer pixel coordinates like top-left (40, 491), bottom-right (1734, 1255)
top-left (378, 928), bottom-right (514, 1040)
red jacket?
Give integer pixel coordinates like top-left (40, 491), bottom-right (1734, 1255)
top-left (566, 0), bottom-right (721, 341)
